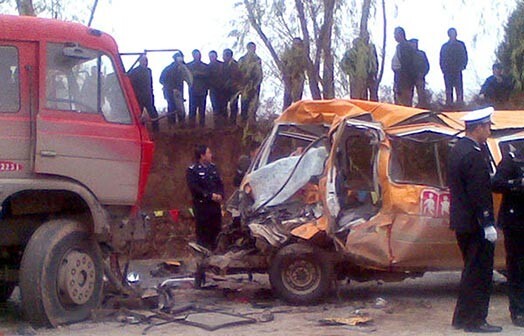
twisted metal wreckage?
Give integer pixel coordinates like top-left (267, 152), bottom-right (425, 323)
top-left (192, 99), bottom-right (524, 304)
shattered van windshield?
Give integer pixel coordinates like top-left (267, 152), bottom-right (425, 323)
top-left (389, 131), bottom-right (454, 188)
top-left (253, 124), bottom-right (329, 171)
top-left (246, 123), bottom-right (330, 210)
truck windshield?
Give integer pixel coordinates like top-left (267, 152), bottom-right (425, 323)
top-left (45, 43), bottom-right (131, 124)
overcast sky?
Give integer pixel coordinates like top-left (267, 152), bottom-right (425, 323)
top-left (90, 0), bottom-right (516, 108)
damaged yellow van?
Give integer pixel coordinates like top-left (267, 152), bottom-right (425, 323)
top-left (194, 99), bottom-right (524, 304)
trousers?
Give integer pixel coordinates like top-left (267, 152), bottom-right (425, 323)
top-left (504, 227), bottom-right (524, 318)
top-left (193, 201), bottom-right (222, 251)
top-left (452, 230), bottom-right (494, 327)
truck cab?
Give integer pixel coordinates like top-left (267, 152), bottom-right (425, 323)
top-left (0, 14), bottom-right (153, 326)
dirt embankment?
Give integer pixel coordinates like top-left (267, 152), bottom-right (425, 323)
top-left (131, 121), bottom-right (246, 259)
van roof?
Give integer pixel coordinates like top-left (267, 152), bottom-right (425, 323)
top-left (0, 14), bottom-right (118, 55)
top-left (278, 99), bottom-right (524, 131)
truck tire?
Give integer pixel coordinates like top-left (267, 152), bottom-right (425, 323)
top-left (0, 282), bottom-right (15, 302)
top-left (269, 244), bottom-right (332, 305)
top-left (19, 219), bottom-right (103, 327)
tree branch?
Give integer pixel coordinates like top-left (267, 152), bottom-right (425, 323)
top-left (377, 0), bottom-right (386, 86)
top-left (88, 0), bottom-right (99, 27)
top-left (295, 0), bottom-right (321, 99)
top-left (16, 0), bottom-right (35, 16)
top-left (244, 0), bottom-right (284, 73)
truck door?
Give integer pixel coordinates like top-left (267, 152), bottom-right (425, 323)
top-left (35, 42), bottom-right (141, 204)
top-left (0, 42), bottom-right (37, 177)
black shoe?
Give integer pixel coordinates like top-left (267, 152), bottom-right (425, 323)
top-left (452, 322), bottom-right (465, 330)
top-left (512, 315), bottom-right (524, 327)
top-left (464, 322), bottom-right (502, 333)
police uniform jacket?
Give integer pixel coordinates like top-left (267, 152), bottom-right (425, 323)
top-left (492, 151), bottom-right (524, 230)
top-left (186, 162), bottom-right (224, 204)
top-left (447, 137), bottom-right (494, 232)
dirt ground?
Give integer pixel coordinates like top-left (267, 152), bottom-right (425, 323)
top-left (1, 263), bottom-right (523, 336)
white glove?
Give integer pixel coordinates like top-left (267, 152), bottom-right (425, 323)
top-left (484, 225), bottom-right (498, 243)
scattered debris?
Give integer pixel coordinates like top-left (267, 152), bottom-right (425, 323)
top-left (319, 315), bottom-right (373, 326)
top-left (373, 297), bottom-right (388, 308)
top-left (182, 311), bottom-right (256, 331)
top-left (150, 260), bottom-right (183, 278)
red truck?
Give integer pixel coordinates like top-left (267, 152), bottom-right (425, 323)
top-left (0, 14), bottom-right (154, 326)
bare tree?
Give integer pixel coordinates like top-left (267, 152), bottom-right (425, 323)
top-left (376, 0), bottom-right (386, 86)
top-left (87, 0), bottom-right (98, 27)
top-left (238, 0), bottom-right (339, 102)
top-left (15, 0), bottom-right (35, 15)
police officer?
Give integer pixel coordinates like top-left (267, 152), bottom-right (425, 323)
top-left (492, 145), bottom-right (524, 327)
top-left (186, 145), bottom-right (224, 250)
top-left (447, 107), bottom-right (502, 333)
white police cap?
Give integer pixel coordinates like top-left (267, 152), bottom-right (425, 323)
top-left (460, 106), bottom-right (494, 125)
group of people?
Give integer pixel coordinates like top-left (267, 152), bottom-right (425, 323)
top-left (448, 108), bottom-right (524, 332)
top-left (390, 26), bottom-right (514, 108)
top-left (128, 42), bottom-right (263, 130)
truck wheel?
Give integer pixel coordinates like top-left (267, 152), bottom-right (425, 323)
top-left (0, 282), bottom-right (15, 302)
top-left (19, 219), bottom-right (103, 327)
top-left (269, 244), bottom-right (332, 305)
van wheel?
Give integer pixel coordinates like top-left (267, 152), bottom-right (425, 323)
top-left (0, 282), bottom-right (15, 302)
top-left (19, 219), bottom-right (103, 327)
top-left (269, 244), bottom-right (332, 305)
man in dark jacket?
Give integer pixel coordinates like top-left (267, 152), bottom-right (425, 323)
top-left (128, 55), bottom-right (159, 132)
top-left (392, 27), bottom-right (416, 106)
top-left (187, 49), bottom-right (209, 128)
top-left (447, 107), bottom-right (502, 333)
top-left (281, 37), bottom-right (308, 110)
top-left (409, 39), bottom-right (430, 108)
top-left (440, 28), bottom-right (468, 107)
top-left (208, 50), bottom-right (225, 128)
top-left (222, 49), bottom-right (242, 125)
top-left (238, 42), bottom-right (263, 124)
top-left (160, 51), bottom-right (192, 127)
top-left (492, 145), bottom-right (524, 328)
top-left (186, 145), bottom-right (224, 250)
top-left (480, 63), bottom-right (514, 105)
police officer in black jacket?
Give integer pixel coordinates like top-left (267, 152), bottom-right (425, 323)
top-left (447, 107), bottom-right (502, 333)
top-left (186, 145), bottom-right (224, 250)
top-left (492, 145), bottom-right (524, 328)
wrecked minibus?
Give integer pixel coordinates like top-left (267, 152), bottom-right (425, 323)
top-left (193, 99), bottom-right (523, 304)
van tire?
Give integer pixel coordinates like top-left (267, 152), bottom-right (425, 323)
top-left (269, 244), bottom-right (332, 305)
top-left (19, 219), bottom-right (103, 327)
